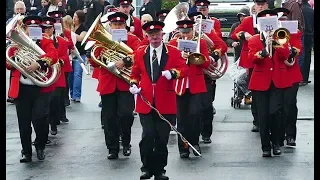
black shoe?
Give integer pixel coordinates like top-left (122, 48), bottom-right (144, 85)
top-left (279, 140), bottom-right (284, 147)
top-left (202, 137), bottom-right (212, 144)
top-left (107, 152), bottom-right (118, 159)
top-left (140, 171), bottom-right (153, 179)
top-left (20, 153), bottom-right (32, 163)
top-left (251, 125), bottom-right (259, 132)
top-left (272, 144), bottom-right (281, 155)
top-left (179, 152), bottom-right (189, 158)
top-left (286, 138), bottom-right (296, 146)
top-left (50, 130), bottom-right (57, 135)
top-left (154, 173), bottom-right (169, 180)
top-left (65, 99), bottom-right (70, 107)
top-left (7, 97), bottom-right (15, 103)
top-left (262, 150), bottom-right (272, 157)
top-left (123, 145), bottom-right (131, 156)
top-left (61, 118), bottom-right (69, 123)
top-left (212, 106), bottom-right (216, 115)
top-left (36, 149), bottom-right (45, 160)
top-left (192, 145), bottom-right (201, 156)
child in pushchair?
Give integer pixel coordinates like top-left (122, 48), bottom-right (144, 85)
top-left (227, 60), bottom-right (251, 108)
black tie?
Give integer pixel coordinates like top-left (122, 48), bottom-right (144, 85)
top-left (152, 49), bottom-right (160, 83)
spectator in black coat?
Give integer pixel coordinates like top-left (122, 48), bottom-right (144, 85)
top-left (6, 0), bottom-right (14, 22)
top-left (139, 0), bottom-right (156, 20)
top-left (66, 0), bottom-right (84, 17)
top-left (23, 0), bottom-right (42, 15)
top-left (299, 0), bottom-right (314, 85)
top-left (226, 7), bottom-right (250, 62)
top-left (84, 0), bottom-right (107, 28)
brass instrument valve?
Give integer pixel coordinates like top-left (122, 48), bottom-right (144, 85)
top-left (122, 56), bottom-right (133, 67)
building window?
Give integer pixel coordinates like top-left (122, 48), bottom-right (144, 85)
top-left (135, 0), bottom-right (143, 17)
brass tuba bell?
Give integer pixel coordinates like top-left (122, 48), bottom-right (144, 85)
top-left (6, 16), bottom-right (61, 87)
top-left (81, 13), bottom-right (133, 83)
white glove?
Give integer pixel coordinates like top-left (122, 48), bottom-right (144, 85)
top-left (129, 84), bottom-right (141, 94)
top-left (161, 70), bottom-right (172, 80)
top-left (31, 7), bottom-right (37, 10)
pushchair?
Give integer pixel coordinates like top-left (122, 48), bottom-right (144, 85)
top-left (227, 59), bottom-right (251, 109)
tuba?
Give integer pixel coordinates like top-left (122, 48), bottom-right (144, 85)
top-left (81, 13), bottom-right (133, 82)
top-left (193, 16), bottom-right (229, 80)
top-left (6, 16), bottom-right (61, 87)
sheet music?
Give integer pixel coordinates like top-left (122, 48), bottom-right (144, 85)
top-left (111, 29), bottom-right (128, 41)
top-left (280, 20), bottom-right (298, 34)
top-left (177, 39), bottom-right (197, 53)
top-left (257, 16), bottom-right (279, 32)
top-left (28, 27), bottom-right (43, 40)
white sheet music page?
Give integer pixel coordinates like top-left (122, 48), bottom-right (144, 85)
top-left (280, 20), bottom-right (298, 34)
top-left (28, 27), bottom-right (43, 40)
top-left (257, 16), bottom-right (279, 32)
top-left (111, 29), bottom-right (128, 41)
top-left (177, 39), bottom-right (197, 53)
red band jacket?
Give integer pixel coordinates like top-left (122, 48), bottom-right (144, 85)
top-left (130, 44), bottom-right (189, 114)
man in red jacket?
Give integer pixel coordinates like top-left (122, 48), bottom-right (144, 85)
top-left (274, 7), bottom-right (303, 147)
top-left (188, 11), bottom-right (228, 143)
top-left (231, 0), bottom-right (269, 132)
top-left (168, 19), bottom-right (210, 158)
top-left (88, 12), bottom-right (140, 160)
top-left (130, 21), bottom-right (188, 180)
top-left (117, 0), bottom-right (144, 40)
top-left (248, 10), bottom-right (292, 157)
top-left (6, 15), bottom-right (58, 162)
top-left (195, 0), bottom-right (222, 38)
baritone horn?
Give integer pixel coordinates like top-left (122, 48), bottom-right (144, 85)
top-left (81, 13), bottom-right (133, 82)
top-left (6, 20), bottom-right (60, 87)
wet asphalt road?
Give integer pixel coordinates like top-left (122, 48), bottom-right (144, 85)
top-left (6, 56), bottom-right (314, 180)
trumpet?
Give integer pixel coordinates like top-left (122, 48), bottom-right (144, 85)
top-left (265, 27), bottom-right (290, 58)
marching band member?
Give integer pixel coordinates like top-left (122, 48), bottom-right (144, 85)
top-left (117, 0), bottom-right (144, 40)
top-left (230, 0), bottom-right (269, 132)
top-left (248, 10), bottom-right (292, 157)
top-left (156, 9), bottom-right (170, 22)
top-left (41, 16), bottom-right (61, 136)
top-left (194, 0), bottom-right (222, 38)
top-left (168, 19), bottom-right (210, 158)
top-left (274, 7), bottom-right (303, 147)
top-left (188, 11), bottom-right (228, 143)
top-left (61, 14), bottom-right (74, 107)
top-left (6, 15), bottom-right (58, 162)
top-left (49, 11), bottom-right (75, 126)
top-left (88, 12), bottom-right (140, 159)
top-left (129, 21), bottom-right (188, 180)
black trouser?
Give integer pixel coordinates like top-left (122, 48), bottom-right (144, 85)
top-left (8, 71), bottom-right (13, 98)
top-left (301, 34), bottom-right (313, 82)
top-left (253, 83), bottom-right (284, 151)
top-left (177, 89), bottom-right (203, 153)
top-left (15, 84), bottom-right (50, 154)
top-left (64, 72), bottom-right (70, 102)
top-left (49, 88), bottom-right (65, 131)
top-left (249, 68), bottom-right (258, 126)
top-left (280, 83), bottom-right (299, 141)
top-left (139, 110), bottom-right (174, 175)
top-left (212, 80), bottom-right (216, 102)
top-left (58, 87), bottom-right (68, 119)
top-left (100, 96), bottom-right (104, 126)
top-left (201, 79), bottom-right (214, 138)
top-left (101, 89), bottom-right (134, 152)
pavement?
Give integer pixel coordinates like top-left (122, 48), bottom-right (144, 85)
top-left (6, 56), bottom-right (314, 180)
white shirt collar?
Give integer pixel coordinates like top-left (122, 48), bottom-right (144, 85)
top-left (150, 43), bottom-right (163, 54)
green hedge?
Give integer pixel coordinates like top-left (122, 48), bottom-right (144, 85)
top-left (162, 0), bottom-right (179, 9)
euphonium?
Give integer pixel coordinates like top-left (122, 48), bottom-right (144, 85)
top-left (6, 19), bottom-right (61, 87)
top-left (81, 13), bottom-right (133, 82)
